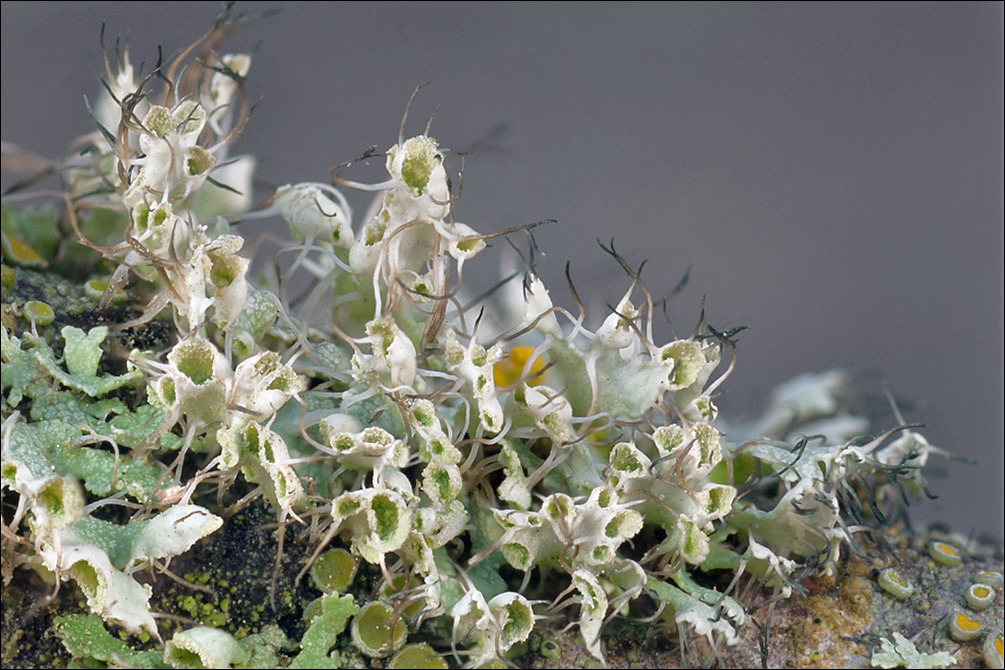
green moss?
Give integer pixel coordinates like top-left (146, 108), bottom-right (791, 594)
top-left (179, 596), bottom-right (200, 618)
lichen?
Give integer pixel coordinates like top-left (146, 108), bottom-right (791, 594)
top-left (871, 632), bottom-right (957, 669)
top-left (2, 5), bottom-right (995, 670)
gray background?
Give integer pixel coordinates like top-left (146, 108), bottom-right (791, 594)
top-left (3, 2), bottom-right (1002, 540)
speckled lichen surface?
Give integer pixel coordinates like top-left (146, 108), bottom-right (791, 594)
top-left (2, 6), bottom-right (1001, 669)
top-left (3, 512), bottom-right (1002, 668)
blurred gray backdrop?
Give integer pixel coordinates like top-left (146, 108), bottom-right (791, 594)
top-left (2, 2), bottom-right (1002, 540)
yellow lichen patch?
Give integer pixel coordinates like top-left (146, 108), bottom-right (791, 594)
top-left (83, 279), bottom-right (127, 305)
top-left (877, 567), bottom-right (914, 600)
top-left (0, 232), bottom-right (47, 268)
top-left (493, 345), bottom-right (546, 388)
top-left (985, 633), bottom-right (1004, 670)
top-left (23, 300), bottom-right (55, 327)
top-left (770, 557), bottom-right (873, 668)
top-left (350, 601), bottom-right (407, 658)
top-left (964, 583), bottom-right (995, 611)
top-left (388, 643), bottom-right (447, 669)
top-left (928, 541), bottom-right (962, 566)
top-left (974, 571), bottom-right (1004, 588)
top-left (310, 548), bottom-right (358, 594)
top-left (1, 264), bottom-right (16, 292)
top-left (948, 611), bottom-right (983, 642)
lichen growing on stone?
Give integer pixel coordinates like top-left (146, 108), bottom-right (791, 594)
top-left (2, 6), bottom-right (997, 670)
